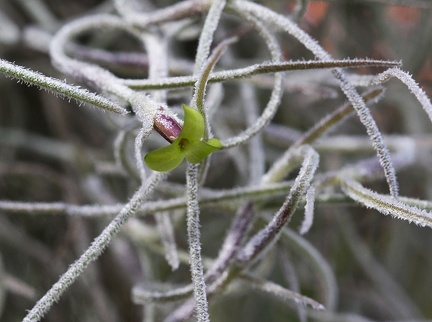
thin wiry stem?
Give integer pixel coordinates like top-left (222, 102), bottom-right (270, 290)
top-left (261, 144), bottom-right (311, 184)
top-left (133, 202), bottom-right (255, 305)
top-left (193, 0), bottom-right (226, 75)
top-left (204, 202), bottom-right (255, 282)
top-left (49, 14), bottom-right (138, 101)
top-left (279, 250), bottom-right (307, 322)
top-left (237, 146), bottom-right (319, 264)
top-left (192, 37), bottom-right (236, 139)
top-left (2, 1), bottom-right (432, 320)
top-left (316, 135), bottom-right (417, 189)
top-left (155, 212), bottom-right (180, 270)
top-left (134, 126), bottom-right (152, 180)
top-left (143, 32), bottom-right (169, 103)
top-left (125, 0), bottom-right (209, 28)
top-left (341, 179), bottom-right (432, 228)
top-left (239, 273), bottom-right (325, 310)
top-left (114, 128), bottom-right (140, 180)
top-left (369, 67), bottom-right (432, 123)
top-left (161, 199), bottom-right (255, 321)
top-left (242, 84), bottom-right (266, 184)
top-left (312, 135), bottom-right (419, 156)
top-left (23, 172), bottom-right (166, 322)
top-left (72, 45), bottom-right (150, 70)
top-left (299, 185), bottom-right (316, 235)
top-left (282, 229), bottom-right (338, 311)
top-left (185, 164), bottom-right (209, 322)
top-left (0, 180), bottom-right (296, 217)
top-left (143, 31), bottom-right (181, 272)
top-left (49, 13), bottom-right (183, 144)
top-left (221, 7), bottom-right (283, 148)
top-left (0, 59), bottom-right (127, 115)
top-left (233, 0), bottom-right (399, 197)
top-left (48, 15), bottom-right (144, 122)
top-left (121, 59), bottom-right (400, 89)
top-left (189, 0), bottom-right (227, 185)
top-left (292, 87), bottom-right (385, 148)
top-left (163, 263), bottom-right (238, 321)
top-left (165, 255), bottom-right (326, 321)
top-left (133, 283), bottom-right (193, 305)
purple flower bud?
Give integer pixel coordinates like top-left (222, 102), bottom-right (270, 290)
top-left (153, 108), bottom-right (182, 143)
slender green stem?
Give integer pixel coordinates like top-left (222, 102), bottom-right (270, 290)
top-left (0, 58), bottom-right (127, 114)
top-left (341, 179), bottom-right (432, 228)
top-left (233, 0), bottom-right (399, 197)
top-left (122, 59), bottom-right (399, 90)
top-left (292, 87), bottom-right (385, 148)
top-left (22, 172), bottom-right (166, 322)
top-left (185, 164), bottom-right (210, 322)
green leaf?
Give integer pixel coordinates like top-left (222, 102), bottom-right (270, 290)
top-left (144, 143), bottom-right (184, 172)
top-left (185, 140), bottom-right (222, 164)
top-left (180, 104), bottom-right (205, 141)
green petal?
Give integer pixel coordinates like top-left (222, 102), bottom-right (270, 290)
top-left (144, 143), bottom-right (184, 172)
top-left (184, 140), bottom-right (222, 164)
top-left (180, 104), bottom-right (205, 141)
top-left (207, 138), bottom-right (222, 148)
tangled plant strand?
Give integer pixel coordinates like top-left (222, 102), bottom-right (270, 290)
top-left (0, 1), bottom-right (431, 322)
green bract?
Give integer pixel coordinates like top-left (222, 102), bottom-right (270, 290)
top-left (144, 105), bottom-right (222, 172)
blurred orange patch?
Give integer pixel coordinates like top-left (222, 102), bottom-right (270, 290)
top-left (386, 6), bottom-right (420, 29)
top-left (304, 1), bottom-right (329, 26)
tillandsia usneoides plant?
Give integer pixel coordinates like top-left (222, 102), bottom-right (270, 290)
top-left (0, 0), bottom-right (432, 321)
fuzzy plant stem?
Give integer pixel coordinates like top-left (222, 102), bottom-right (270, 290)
top-left (121, 59), bottom-right (401, 90)
top-left (189, 0), bottom-right (226, 187)
top-left (0, 58), bottom-right (127, 115)
top-left (232, 0), bottom-right (399, 197)
top-left (49, 13), bottom-right (182, 143)
top-left (341, 179), bottom-right (432, 228)
top-left (193, 0), bottom-right (226, 75)
top-left (49, 14), bottom-right (138, 101)
top-left (371, 67), bottom-right (432, 124)
top-left (179, 0), bottom-right (232, 288)
top-left (160, 203), bottom-right (255, 321)
top-left (185, 164), bottom-right (210, 322)
top-left (292, 87), bottom-right (385, 148)
top-left (221, 7), bottom-right (283, 148)
top-left (192, 37), bottom-right (236, 140)
top-left (22, 172), bottom-right (166, 322)
top-left (237, 146), bottom-right (319, 264)
top-left (124, 0), bottom-right (210, 28)
top-left (282, 229), bottom-right (338, 310)
top-left (143, 31), bottom-right (180, 270)
top-left (0, 180), bottom-right (295, 217)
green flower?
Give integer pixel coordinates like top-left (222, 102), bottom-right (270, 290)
top-left (144, 104), bottom-right (222, 172)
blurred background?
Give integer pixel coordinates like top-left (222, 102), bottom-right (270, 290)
top-left (0, 1), bottom-right (431, 321)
